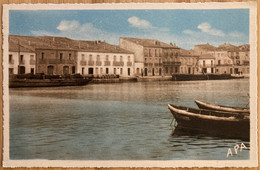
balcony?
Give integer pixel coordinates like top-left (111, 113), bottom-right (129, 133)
top-left (200, 64), bottom-right (216, 68)
top-left (49, 59), bottom-right (57, 64)
top-left (80, 60), bottom-right (87, 66)
top-left (9, 60), bottom-right (14, 65)
top-left (104, 61), bottom-right (111, 66)
top-left (39, 59), bottom-right (47, 64)
top-left (96, 61), bottom-right (102, 66)
top-left (113, 61), bottom-right (124, 66)
top-left (30, 59), bottom-right (35, 65)
top-left (57, 60), bottom-right (65, 64)
top-left (127, 62), bottom-right (132, 66)
top-left (88, 60), bottom-right (94, 66)
top-left (163, 61), bottom-right (181, 66)
top-left (66, 60), bottom-right (74, 64)
top-left (19, 60), bottom-right (25, 65)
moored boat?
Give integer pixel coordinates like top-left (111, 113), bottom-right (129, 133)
top-left (194, 100), bottom-right (249, 113)
top-left (168, 104), bottom-right (249, 140)
top-left (9, 74), bottom-right (91, 88)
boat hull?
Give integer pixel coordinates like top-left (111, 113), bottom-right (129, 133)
top-left (9, 78), bottom-right (90, 88)
top-left (168, 104), bottom-right (249, 140)
top-left (195, 100), bottom-right (250, 113)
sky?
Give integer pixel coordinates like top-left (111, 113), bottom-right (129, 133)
top-left (9, 9), bottom-right (249, 50)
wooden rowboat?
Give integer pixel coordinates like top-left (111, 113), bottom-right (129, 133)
top-left (194, 100), bottom-right (249, 113)
top-left (168, 104), bottom-right (249, 140)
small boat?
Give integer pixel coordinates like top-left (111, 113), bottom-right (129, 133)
top-left (231, 74), bottom-right (245, 79)
top-left (194, 100), bottom-right (249, 113)
top-left (168, 104), bottom-right (249, 140)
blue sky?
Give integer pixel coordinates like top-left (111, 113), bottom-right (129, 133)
top-left (9, 9), bottom-right (249, 49)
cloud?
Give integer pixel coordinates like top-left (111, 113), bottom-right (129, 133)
top-left (56, 20), bottom-right (80, 31)
top-left (229, 31), bottom-right (245, 38)
top-left (128, 16), bottom-right (151, 28)
top-left (31, 20), bottom-right (248, 50)
top-left (31, 20), bottom-right (119, 44)
top-left (197, 22), bottom-right (225, 36)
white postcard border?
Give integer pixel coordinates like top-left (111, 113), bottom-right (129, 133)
top-left (2, 2), bottom-right (258, 168)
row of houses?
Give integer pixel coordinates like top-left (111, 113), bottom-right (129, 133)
top-left (8, 35), bottom-right (250, 77)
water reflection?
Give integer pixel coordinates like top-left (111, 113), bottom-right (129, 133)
top-left (10, 79), bottom-right (250, 160)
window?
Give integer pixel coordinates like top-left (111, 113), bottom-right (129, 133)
top-left (30, 68), bottom-right (34, 74)
top-left (82, 67), bottom-right (85, 74)
top-left (211, 60), bottom-right (213, 66)
top-left (30, 55), bottom-right (34, 60)
top-left (9, 55), bottom-right (13, 63)
top-left (203, 60), bottom-right (205, 67)
top-left (81, 54), bottom-right (85, 60)
top-left (9, 68), bottom-right (14, 75)
top-left (72, 66), bottom-right (75, 74)
top-left (128, 68), bottom-right (131, 76)
top-left (120, 56), bottom-right (123, 62)
top-left (60, 53), bottom-right (63, 60)
top-left (89, 54), bottom-right (92, 61)
top-left (106, 68), bottom-right (109, 74)
top-left (120, 68), bottom-right (123, 75)
top-left (114, 55), bottom-right (116, 61)
top-left (128, 56), bottom-right (130, 62)
top-left (114, 68), bottom-right (116, 74)
top-left (20, 55), bottom-right (24, 61)
top-left (97, 55), bottom-right (100, 61)
top-left (41, 52), bottom-right (44, 60)
top-left (69, 53), bottom-right (72, 60)
top-left (106, 55), bottom-right (109, 61)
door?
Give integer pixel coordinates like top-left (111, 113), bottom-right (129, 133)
top-left (47, 65), bottom-right (54, 75)
top-left (88, 68), bottom-right (94, 74)
top-left (18, 66), bottom-right (25, 74)
top-left (63, 66), bottom-right (69, 75)
top-left (128, 68), bottom-right (131, 76)
top-left (144, 68), bottom-right (148, 76)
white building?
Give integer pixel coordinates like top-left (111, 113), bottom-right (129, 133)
top-left (77, 50), bottom-right (135, 77)
top-left (9, 39), bottom-right (36, 75)
top-left (198, 54), bottom-right (215, 74)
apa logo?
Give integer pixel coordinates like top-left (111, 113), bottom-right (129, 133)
top-left (226, 143), bottom-right (248, 158)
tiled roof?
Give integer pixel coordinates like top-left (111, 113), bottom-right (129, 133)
top-left (9, 35), bottom-right (133, 54)
top-left (120, 37), bottom-right (179, 49)
top-left (179, 49), bottom-right (199, 57)
top-left (199, 54), bottom-right (215, 59)
top-left (195, 43), bottom-right (216, 51)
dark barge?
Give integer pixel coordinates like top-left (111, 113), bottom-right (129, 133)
top-left (9, 73), bottom-right (91, 88)
top-left (172, 74), bottom-right (244, 81)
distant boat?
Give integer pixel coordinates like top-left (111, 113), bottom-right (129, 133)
top-left (231, 74), bottom-right (245, 79)
top-left (194, 100), bottom-right (249, 113)
top-left (9, 74), bottom-right (91, 88)
top-left (168, 104), bottom-right (249, 140)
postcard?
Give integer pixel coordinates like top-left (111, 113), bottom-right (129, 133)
top-left (2, 2), bottom-right (258, 168)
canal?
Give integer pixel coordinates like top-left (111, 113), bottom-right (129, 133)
top-left (10, 79), bottom-right (250, 160)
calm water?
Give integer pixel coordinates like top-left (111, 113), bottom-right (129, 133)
top-left (10, 79), bottom-right (250, 160)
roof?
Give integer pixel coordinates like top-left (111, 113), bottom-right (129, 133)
top-left (120, 37), bottom-right (179, 49)
top-left (179, 49), bottom-right (199, 57)
top-left (9, 35), bottom-right (133, 54)
top-left (195, 43), bottom-right (216, 51)
top-left (199, 54), bottom-right (215, 59)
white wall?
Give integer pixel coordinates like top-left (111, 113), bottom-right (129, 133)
top-left (77, 51), bottom-right (135, 77)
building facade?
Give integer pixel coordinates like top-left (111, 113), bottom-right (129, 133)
top-left (9, 39), bottom-right (36, 75)
top-left (35, 48), bottom-right (77, 75)
top-left (120, 37), bottom-right (180, 76)
top-left (198, 54), bottom-right (215, 74)
top-left (77, 51), bottom-right (134, 77)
